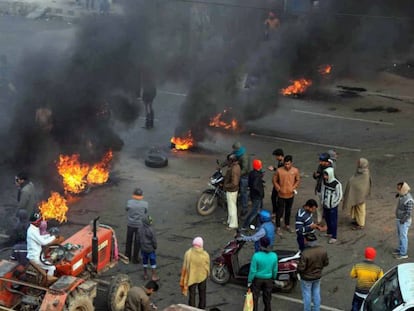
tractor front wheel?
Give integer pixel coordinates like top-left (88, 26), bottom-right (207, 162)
top-left (64, 293), bottom-right (94, 311)
top-left (107, 274), bottom-right (131, 311)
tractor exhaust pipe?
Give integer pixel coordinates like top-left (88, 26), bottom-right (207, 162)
top-left (92, 216), bottom-right (100, 267)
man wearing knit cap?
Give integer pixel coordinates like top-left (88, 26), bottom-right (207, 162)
top-left (180, 236), bottom-right (210, 309)
top-left (393, 182), bottom-right (413, 259)
top-left (349, 247), bottom-right (383, 311)
top-left (125, 188), bottom-right (148, 264)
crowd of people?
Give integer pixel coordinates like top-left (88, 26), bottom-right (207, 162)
top-left (10, 137), bottom-right (413, 310)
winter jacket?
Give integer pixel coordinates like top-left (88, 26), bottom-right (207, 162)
top-left (223, 162), bottom-right (241, 192)
top-left (273, 166), bottom-right (300, 199)
top-left (18, 181), bottom-right (37, 213)
top-left (248, 251), bottom-right (278, 283)
top-left (295, 207), bottom-right (315, 235)
top-left (396, 193), bottom-right (414, 223)
top-left (320, 167), bottom-right (342, 209)
top-left (234, 146), bottom-right (249, 176)
top-left (297, 243), bottom-right (329, 281)
top-left (313, 163), bottom-right (331, 195)
top-left (248, 169), bottom-right (264, 200)
top-left (139, 218), bottom-right (157, 253)
top-left (126, 196), bottom-right (148, 228)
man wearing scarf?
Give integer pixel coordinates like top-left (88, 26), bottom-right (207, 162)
top-left (180, 237), bottom-right (210, 309)
top-left (342, 158), bottom-right (372, 230)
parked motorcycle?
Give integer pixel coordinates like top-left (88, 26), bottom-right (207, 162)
top-left (196, 166), bottom-right (227, 216)
top-left (210, 234), bottom-right (301, 293)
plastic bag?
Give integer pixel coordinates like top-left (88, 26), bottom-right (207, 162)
top-left (243, 288), bottom-right (253, 311)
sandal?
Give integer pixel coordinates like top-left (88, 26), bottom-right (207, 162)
top-left (352, 225), bottom-right (364, 230)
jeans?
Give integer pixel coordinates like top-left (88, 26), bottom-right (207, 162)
top-left (297, 234), bottom-right (305, 251)
top-left (323, 207), bottom-right (338, 239)
top-left (188, 279), bottom-right (207, 309)
top-left (351, 293), bottom-right (365, 311)
top-left (240, 176), bottom-right (249, 212)
top-left (300, 279), bottom-right (321, 311)
top-left (243, 199), bottom-right (262, 228)
top-left (125, 226), bottom-right (141, 262)
top-left (141, 251), bottom-right (157, 268)
top-left (396, 218), bottom-right (412, 255)
top-left (252, 278), bottom-right (273, 311)
top-left (276, 197), bottom-right (294, 227)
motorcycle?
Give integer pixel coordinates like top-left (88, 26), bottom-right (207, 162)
top-left (210, 233), bottom-right (301, 293)
top-left (196, 165), bottom-right (227, 216)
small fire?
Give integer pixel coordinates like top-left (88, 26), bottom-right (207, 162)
top-left (170, 130), bottom-right (195, 150)
top-left (57, 150), bottom-right (113, 194)
top-left (38, 191), bottom-right (69, 223)
top-left (209, 110), bottom-right (238, 130)
top-left (280, 78), bottom-right (313, 96)
top-left (318, 64), bottom-right (332, 76)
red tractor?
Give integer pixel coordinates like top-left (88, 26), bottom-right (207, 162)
top-left (0, 217), bottom-right (131, 311)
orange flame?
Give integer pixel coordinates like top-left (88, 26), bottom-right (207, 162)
top-left (170, 130), bottom-right (195, 150)
top-left (87, 150), bottom-right (113, 185)
top-left (318, 64), bottom-right (332, 76)
top-left (280, 78), bottom-right (312, 96)
top-left (209, 110), bottom-right (239, 130)
top-left (38, 191), bottom-right (68, 223)
top-left (57, 150), bottom-right (113, 194)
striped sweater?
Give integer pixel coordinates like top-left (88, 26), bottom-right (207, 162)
top-left (350, 260), bottom-right (384, 295)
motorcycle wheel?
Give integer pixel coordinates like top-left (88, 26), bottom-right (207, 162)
top-left (277, 273), bottom-right (297, 293)
top-left (196, 191), bottom-right (218, 216)
top-left (211, 264), bottom-right (230, 284)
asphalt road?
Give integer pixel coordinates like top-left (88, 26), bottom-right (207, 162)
top-left (1, 15), bottom-right (414, 311)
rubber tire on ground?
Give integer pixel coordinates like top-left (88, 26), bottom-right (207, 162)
top-left (196, 191), bottom-right (218, 216)
top-left (276, 273), bottom-right (297, 293)
top-left (210, 264), bottom-right (230, 284)
top-left (64, 293), bottom-right (94, 311)
top-left (107, 273), bottom-right (131, 311)
top-left (144, 153), bottom-right (168, 168)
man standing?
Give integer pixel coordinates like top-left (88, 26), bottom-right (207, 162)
top-left (295, 199), bottom-right (320, 251)
top-left (393, 182), bottom-right (413, 260)
top-left (15, 172), bottom-right (37, 218)
top-left (142, 75), bottom-right (157, 129)
top-left (297, 233), bottom-right (329, 311)
top-left (125, 188), bottom-right (148, 264)
top-left (223, 154), bottom-right (241, 230)
top-left (180, 237), bottom-right (210, 309)
top-left (320, 167), bottom-right (342, 244)
top-left (342, 158), bottom-right (372, 230)
top-left (124, 281), bottom-right (159, 311)
top-left (350, 247), bottom-right (383, 311)
top-left (243, 159), bottom-right (265, 228)
top-left (247, 237), bottom-right (278, 311)
top-left (268, 148), bottom-right (284, 222)
top-left (232, 142), bottom-right (249, 217)
top-left (312, 153), bottom-right (332, 225)
top-left (273, 155), bottom-right (300, 235)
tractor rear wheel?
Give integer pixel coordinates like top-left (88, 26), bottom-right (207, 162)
top-left (64, 293), bottom-right (94, 311)
top-left (107, 274), bottom-right (131, 311)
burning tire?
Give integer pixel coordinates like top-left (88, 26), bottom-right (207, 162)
top-left (144, 149), bottom-right (168, 168)
top-left (196, 191), bottom-right (218, 216)
top-left (211, 264), bottom-right (230, 284)
top-left (107, 274), bottom-right (131, 311)
top-left (64, 293), bottom-right (94, 311)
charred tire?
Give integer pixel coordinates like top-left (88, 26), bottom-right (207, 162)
top-left (196, 191), bottom-right (218, 216)
top-left (64, 293), bottom-right (94, 311)
top-left (211, 264), bottom-right (230, 284)
top-left (278, 273), bottom-right (297, 293)
top-left (107, 274), bottom-right (131, 311)
top-left (145, 154), bottom-right (168, 168)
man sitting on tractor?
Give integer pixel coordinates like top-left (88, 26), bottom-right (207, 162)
top-left (239, 210), bottom-right (275, 252)
top-left (26, 212), bottom-right (63, 282)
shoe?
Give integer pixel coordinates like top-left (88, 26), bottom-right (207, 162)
top-left (395, 254), bottom-right (408, 260)
top-left (284, 226), bottom-right (294, 233)
top-left (328, 238), bottom-right (337, 244)
top-left (352, 226), bottom-right (364, 230)
top-left (392, 249), bottom-right (400, 255)
top-left (323, 233), bottom-right (332, 237)
top-left (225, 227), bottom-right (237, 231)
top-left (276, 228), bottom-right (283, 236)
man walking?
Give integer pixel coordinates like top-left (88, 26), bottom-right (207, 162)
top-left (295, 199), bottom-right (320, 251)
top-left (297, 233), bottom-right (329, 311)
top-left (393, 182), bottom-right (413, 259)
top-left (247, 237), bottom-right (278, 311)
top-left (320, 167), bottom-right (342, 244)
top-left (273, 155), bottom-right (300, 235)
top-left (350, 247), bottom-right (383, 311)
top-left (125, 188), bottom-right (148, 264)
top-left (223, 154), bottom-right (241, 230)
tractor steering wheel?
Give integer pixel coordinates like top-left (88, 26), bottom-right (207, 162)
top-left (40, 244), bottom-right (67, 266)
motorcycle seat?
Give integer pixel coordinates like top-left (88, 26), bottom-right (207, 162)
top-left (276, 250), bottom-right (299, 260)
